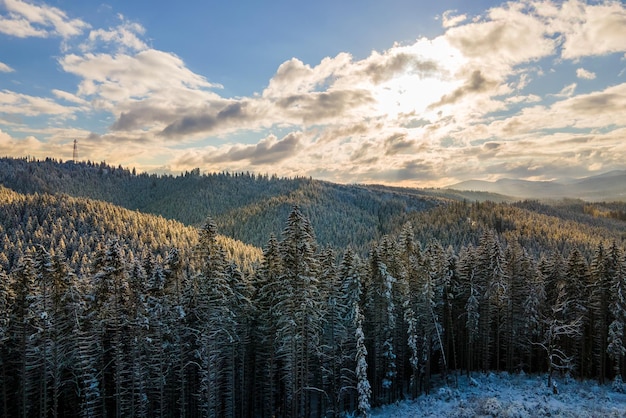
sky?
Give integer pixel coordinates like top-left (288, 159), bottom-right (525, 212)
top-left (1, 0), bottom-right (626, 188)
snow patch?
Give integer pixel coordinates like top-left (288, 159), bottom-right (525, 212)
top-left (370, 372), bottom-right (626, 417)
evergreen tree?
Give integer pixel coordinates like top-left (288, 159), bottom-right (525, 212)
top-left (276, 206), bottom-right (323, 417)
top-left (91, 239), bottom-right (132, 417)
top-left (251, 234), bottom-right (283, 417)
top-left (607, 245), bottom-right (626, 387)
top-left (354, 303), bottom-right (371, 418)
top-left (0, 267), bottom-right (14, 418)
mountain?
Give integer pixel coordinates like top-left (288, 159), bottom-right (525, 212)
top-left (446, 170), bottom-right (626, 201)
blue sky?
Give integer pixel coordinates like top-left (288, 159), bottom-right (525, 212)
top-left (1, 0), bottom-right (626, 187)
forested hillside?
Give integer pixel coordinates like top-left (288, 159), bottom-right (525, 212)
top-left (1, 156), bottom-right (626, 417)
top-left (0, 157), bottom-right (445, 251)
top-left (0, 184), bottom-right (262, 273)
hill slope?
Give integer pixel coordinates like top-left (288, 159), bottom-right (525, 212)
top-left (0, 157), bottom-right (447, 250)
top-left (0, 184), bottom-right (262, 272)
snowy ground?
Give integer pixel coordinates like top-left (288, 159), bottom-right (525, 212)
top-left (370, 372), bottom-right (626, 417)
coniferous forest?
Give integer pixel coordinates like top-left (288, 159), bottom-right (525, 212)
top-left (1, 157), bottom-right (626, 417)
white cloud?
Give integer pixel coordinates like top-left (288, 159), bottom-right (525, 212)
top-left (555, 82), bottom-right (577, 98)
top-left (576, 68), bottom-right (596, 79)
top-left (553, 0), bottom-right (626, 59)
top-left (441, 10), bottom-right (467, 28)
top-left (0, 0), bottom-right (89, 38)
top-left (59, 49), bottom-right (219, 105)
top-left (0, 62), bottom-right (13, 72)
top-left (0, 89), bottom-right (76, 116)
top-left (79, 17), bottom-right (147, 53)
top-left (52, 89), bottom-right (89, 105)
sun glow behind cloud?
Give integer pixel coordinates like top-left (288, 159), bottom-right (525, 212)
top-left (1, 0), bottom-right (626, 187)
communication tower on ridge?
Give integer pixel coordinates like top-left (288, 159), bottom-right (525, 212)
top-left (73, 139), bottom-right (78, 161)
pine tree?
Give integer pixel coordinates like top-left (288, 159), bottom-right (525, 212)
top-left (91, 239), bottom-right (132, 417)
top-left (354, 303), bottom-right (371, 418)
top-left (0, 266), bottom-right (14, 418)
top-left (338, 247), bottom-right (364, 413)
top-left (607, 245), bottom-right (626, 387)
top-left (251, 234), bottom-right (282, 417)
top-left (563, 247), bottom-right (589, 377)
top-left (9, 253), bottom-right (38, 418)
top-left (590, 243), bottom-right (614, 383)
top-left (275, 206), bottom-right (323, 417)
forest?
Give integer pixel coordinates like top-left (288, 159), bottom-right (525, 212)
top-left (1, 157), bottom-right (626, 417)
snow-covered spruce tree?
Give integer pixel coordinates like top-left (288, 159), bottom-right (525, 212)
top-left (338, 247), bottom-right (364, 413)
top-left (127, 254), bottom-right (149, 418)
top-left (539, 251), bottom-right (566, 309)
top-left (9, 252), bottom-right (39, 418)
top-left (223, 262), bottom-right (252, 418)
top-left (163, 247), bottom-right (188, 417)
top-left (194, 218), bottom-right (240, 418)
top-left (607, 244), bottom-right (626, 388)
top-left (32, 245), bottom-right (54, 417)
top-left (319, 247), bottom-right (346, 417)
top-left (91, 239), bottom-right (132, 417)
top-left (144, 259), bottom-right (170, 417)
top-left (502, 245), bottom-right (534, 373)
top-left (563, 247), bottom-right (590, 378)
top-left (476, 231), bottom-right (506, 372)
top-left (50, 253), bottom-right (84, 417)
top-left (396, 223), bottom-right (423, 398)
top-left (590, 242), bottom-right (616, 383)
top-left (457, 245), bottom-right (479, 375)
top-left (250, 234), bottom-right (283, 417)
top-left (0, 266), bottom-right (13, 417)
top-left (521, 258), bottom-right (546, 374)
top-left (354, 302), bottom-right (371, 418)
top-left (422, 241), bottom-right (449, 384)
top-left (275, 206), bottom-right (323, 417)
top-left (364, 240), bottom-right (398, 405)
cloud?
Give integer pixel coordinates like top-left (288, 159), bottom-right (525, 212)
top-left (363, 52), bottom-right (440, 84)
top-left (441, 10), bottom-right (467, 28)
top-left (276, 89), bottom-right (374, 124)
top-left (159, 101), bottom-right (257, 138)
top-left (79, 17), bottom-right (147, 53)
top-left (0, 62), bottom-right (13, 72)
top-left (0, 89), bottom-right (76, 116)
top-left (384, 133), bottom-right (414, 155)
top-left (430, 70), bottom-right (498, 108)
top-left (563, 83), bottom-right (626, 116)
top-left (176, 132), bottom-right (302, 167)
top-left (445, 3), bottom-right (555, 66)
top-left (0, 0), bottom-right (89, 38)
top-left (554, 83), bottom-right (577, 98)
top-left (59, 49), bottom-right (219, 106)
top-left (51, 89), bottom-right (88, 105)
top-left (576, 68), bottom-right (596, 80)
top-left (554, 0), bottom-right (626, 59)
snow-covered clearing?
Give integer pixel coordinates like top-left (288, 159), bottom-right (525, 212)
top-left (371, 372), bottom-right (626, 417)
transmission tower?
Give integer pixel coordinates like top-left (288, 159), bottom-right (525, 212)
top-left (73, 139), bottom-right (78, 161)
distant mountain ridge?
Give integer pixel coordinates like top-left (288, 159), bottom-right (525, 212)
top-left (446, 170), bottom-right (626, 201)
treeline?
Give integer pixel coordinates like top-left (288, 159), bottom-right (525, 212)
top-left (1, 206), bottom-right (625, 417)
